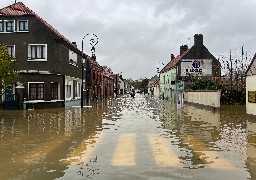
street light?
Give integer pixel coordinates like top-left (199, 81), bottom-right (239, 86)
top-left (81, 34), bottom-right (98, 108)
top-left (81, 35), bottom-right (88, 108)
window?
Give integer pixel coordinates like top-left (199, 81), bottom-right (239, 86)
top-left (0, 21), bottom-right (3, 32)
top-left (5, 20), bottom-right (15, 32)
top-left (78, 82), bottom-right (81, 97)
top-left (6, 45), bottom-right (15, 59)
top-left (29, 83), bottom-right (44, 100)
top-left (66, 85), bottom-right (71, 98)
top-left (28, 44), bottom-right (47, 60)
top-left (69, 50), bottom-right (77, 65)
top-left (74, 80), bottom-right (77, 97)
top-left (18, 20), bottom-right (28, 31)
top-left (51, 83), bottom-right (58, 100)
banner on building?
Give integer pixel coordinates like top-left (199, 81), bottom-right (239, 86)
top-left (180, 59), bottom-right (212, 76)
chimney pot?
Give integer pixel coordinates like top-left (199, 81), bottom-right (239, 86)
top-left (171, 54), bottom-right (175, 60)
top-left (72, 42), bottom-right (77, 47)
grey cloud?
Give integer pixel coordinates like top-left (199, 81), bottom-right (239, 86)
top-left (1, 0), bottom-right (256, 79)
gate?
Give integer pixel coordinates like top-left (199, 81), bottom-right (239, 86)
top-left (4, 93), bottom-right (19, 110)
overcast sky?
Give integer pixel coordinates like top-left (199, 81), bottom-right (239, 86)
top-left (1, 0), bottom-right (256, 79)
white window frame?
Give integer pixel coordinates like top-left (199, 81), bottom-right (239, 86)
top-left (6, 45), bottom-right (15, 59)
top-left (4, 20), bottom-right (15, 33)
top-left (74, 80), bottom-right (81, 99)
top-left (77, 81), bottom-right (81, 98)
top-left (17, 20), bottom-right (28, 32)
top-left (65, 78), bottom-right (73, 101)
top-left (69, 50), bottom-right (77, 66)
top-left (0, 21), bottom-right (3, 32)
top-left (28, 44), bottom-right (47, 61)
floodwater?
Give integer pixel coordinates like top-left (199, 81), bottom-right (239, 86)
top-left (0, 95), bottom-right (256, 180)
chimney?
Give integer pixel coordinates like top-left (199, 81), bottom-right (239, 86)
top-left (72, 42), bottom-right (77, 47)
top-left (194, 34), bottom-right (203, 46)
top-left (92, 54), bottom-right (96, 61)
top-left (180, 45), bottom-right (188, 55)
top-left (171, 54), bottom-right (175, 60)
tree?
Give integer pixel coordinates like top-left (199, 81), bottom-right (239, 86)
top-left (216, 46), bottom-right (252, 104)
top-left (141, 78), bottom-right (149, 94)
top-left (0, 44), bottom-right (18, 99)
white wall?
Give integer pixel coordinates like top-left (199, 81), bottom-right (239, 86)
top-left (185, 90), bottom-right (221, 108)
top-left (246, 75), bottom-right (256, 116)
top-left (154, 85), bottom-right (160, 97)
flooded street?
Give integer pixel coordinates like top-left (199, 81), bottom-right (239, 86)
top-left (0, 95), bottom-right (256, 180)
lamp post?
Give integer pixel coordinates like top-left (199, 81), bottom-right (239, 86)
top-left (81, 35), bottom-right (88, 108)
top-left (81, 34), bottom-right (98, 108)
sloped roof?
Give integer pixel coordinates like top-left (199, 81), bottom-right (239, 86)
top-left (246, 53), bottom-right (256, 76)
top-left (88, 57), bottom-right (102, 70)
top-left (0, 2), bottom-right (81, 54)
top-left (160, 49), bottom-right (190, 73)
top-left (150, 75), bottom-right (159, 81)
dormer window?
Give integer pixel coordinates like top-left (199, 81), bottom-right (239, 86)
top-left (18, 20), bottom-right (28, 31)
top-left (5, 20), bottom-right (15, 32)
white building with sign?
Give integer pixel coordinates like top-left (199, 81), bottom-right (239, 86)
top-left (180, 59), bottom-right (212, 77)
top-left (246, 54), bottom-right (256, 118)
top-left (160, 34), bottom-right (221, 108)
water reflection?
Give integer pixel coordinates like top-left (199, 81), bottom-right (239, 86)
top-left (0, 97), bottom-right (256, 179)
top-left (246, 118), bottom-right (256, 179)
top-left (159, 102), bottom-right (251, 178)
top-left (0, 99), bottom-right (121, 180)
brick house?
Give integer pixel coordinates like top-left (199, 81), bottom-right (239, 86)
top-left (86, 56), bottom-right (103, 101)
top-left (102, 66), bottom-right (114, 98)
top-left (0, 2), bottom-right (86, 109)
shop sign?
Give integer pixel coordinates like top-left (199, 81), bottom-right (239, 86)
top-left (180, 59), bottom-right (212, 76)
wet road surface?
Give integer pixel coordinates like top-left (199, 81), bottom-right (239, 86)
top-left (0, 95), bottom-right (256, 179)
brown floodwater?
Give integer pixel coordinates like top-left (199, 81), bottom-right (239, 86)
top-left (0, 96), bottom-right (255, 180)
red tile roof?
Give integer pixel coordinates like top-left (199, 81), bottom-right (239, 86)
top-left (154, 79), bottom-right (159, 86)
top-left (160, 49), bottom-right (190, 73)
top-left (0, 2), bottom-right (81, 54)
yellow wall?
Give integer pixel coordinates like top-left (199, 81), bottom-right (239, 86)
top-left (185, 90), bottom-right (221, 107)
top-left (246, 75), bottom-right (256, 116)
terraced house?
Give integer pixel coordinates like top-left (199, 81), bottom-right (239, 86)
top-left (0, 2), bottom-right (86, 109)
top-left (160, 34), bottom-right (221, 106)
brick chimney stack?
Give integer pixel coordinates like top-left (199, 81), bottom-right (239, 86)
top-left (194, 34), bottom-right (203, 46)
top-left (171, 54), bottom-right (175, 60)
top-left (180, 45), bottom-right (188, 55)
